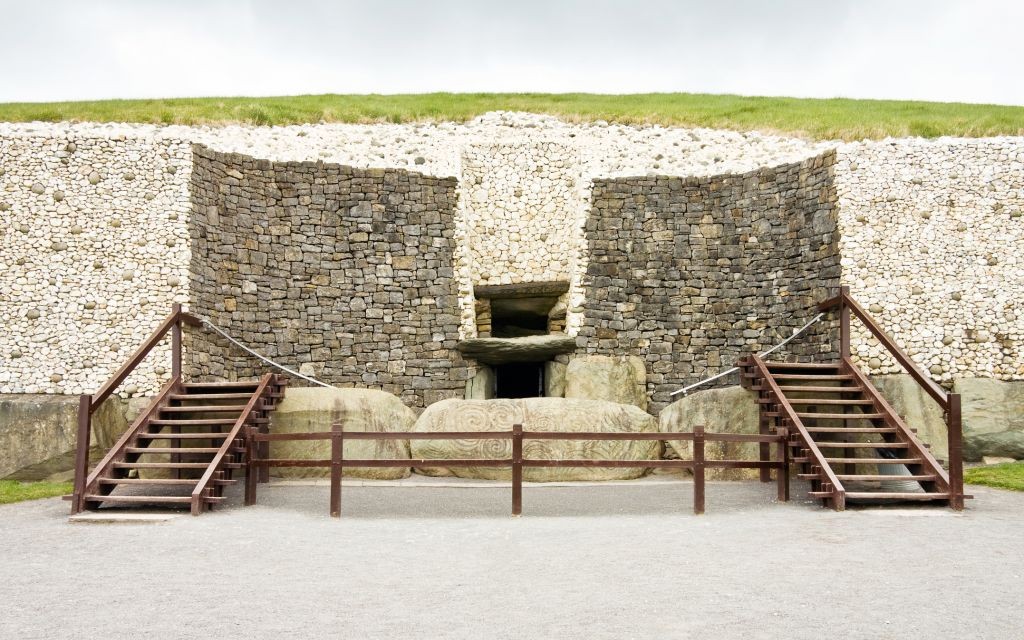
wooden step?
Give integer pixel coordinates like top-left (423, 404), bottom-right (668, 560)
top-left (125, 447), bottom-right (221, 455)
top-left (161, 405), bottom-right (246, 413)
top-left (150, 418), bottom-right (238, 426)
top-left (844, 492), bottom-right (951, 500)
top-left (806, 491), bottom-right (838, 498)
top-left (85, 495), bottom-right (195, 504)
top-left (113, 462), bottom-right (210, 469)
top-left (98, 478), bottom-right (236, 486)
top-left (805, 427), bottom-right (897, 433)
top-left (776, 385), bottom-right (862, 393)
top-left (183, 378), bottom-right (260, 389)
top-left (811, 442), bottom-right (908, 449)
top-left (770, 374), bottom-right (853, 381)
top-left (765, 362), bottom-right (841, 370)
top-left (823, 457), bottom-right (922, 464)
top-left (797, 472), bottom-right (829, 480)
top-left (170, 393), bottom-right (252, 401)
top-left (136, 432), bottom-right (229, 440)
top-left (111, 461), bottom-right (244, 470)
top-left (796, 412), bottom-right (886, 420)
top-left (835, 474), bottom-right (936, 481)
top-left (782, 398), bottom-right (875, 405)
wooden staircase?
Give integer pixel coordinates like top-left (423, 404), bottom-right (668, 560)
top-left (735, 286), bottom-right (966, 511)
top-left (741, 356), bottom-right (954, 510)
top-left (71, 305), bottom-right (288, 516)
top-left (78, 375), bottom-right (286, 515)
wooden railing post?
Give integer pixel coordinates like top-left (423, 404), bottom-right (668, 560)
top-left (171, 307), bottom-right (182, 480)
top-left (693, 425), bottom-right (705, 515)
top-left (947, 393), bottom-right (964, 510)
top-left (244, 427), bottom-right (258, 507)
top-left (330, 422), bottom-right (344, 518)
top-left (72, 394), bottom-right (93, 514)
top-left (776, 427), bottom-right (790, 502)
top-left (512, 424), bottom-right (523, 516)
top-left (171, 303), bottom-right (182, 380)
top-left (839, 286), bottom-right (851, 359)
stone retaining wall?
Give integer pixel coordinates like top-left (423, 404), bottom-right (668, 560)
top-left (579, 151), bottom-right (841, 413)
top-left (187, 145), bottom-right (469, 408)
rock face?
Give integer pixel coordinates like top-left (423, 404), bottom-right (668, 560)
top-left (410, 397), bottom-right (660, 481)
top-left (955, 378), bottom-right (1024, 460)
top-left (871, 374), bottom-right (948, 460)
top-left (464, 367), bottom-right (495, 400)
top-left (565, 355), bottom-right (648, 410)
top-left (0, 394), bottom-right (130, 479)
top-left (456, 335), bottom-right (577, 364)
top-left (269, 387), bottom-right (416, 480)
top-left (544, 361), bottom-right (567, 397)
top-left (659, 386), bottom-right (760, 480)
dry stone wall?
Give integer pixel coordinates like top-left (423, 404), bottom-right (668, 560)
top-left (580, 152), bottom-right (841, 413)
top-left (187, 145), bottom-right (468, 408)
top-left (835, 138), bottom-right (1024, 383)
top-left (0, 130), bottom-right (192, 395)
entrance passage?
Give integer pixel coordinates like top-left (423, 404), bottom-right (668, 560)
top-left (495, 362), bottom-right (545, 398)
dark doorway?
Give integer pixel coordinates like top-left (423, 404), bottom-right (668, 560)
top-left (494, 362), bottom-right (545, 398)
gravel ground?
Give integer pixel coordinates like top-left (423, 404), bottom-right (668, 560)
top-left (1, 480), bottom-right (1021, 640)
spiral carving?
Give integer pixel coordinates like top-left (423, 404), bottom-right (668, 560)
top-left (411, 398), bottom-right (659, 481)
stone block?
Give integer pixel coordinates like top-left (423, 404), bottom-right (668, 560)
top-left (410, 398), bottom-right (659, 481)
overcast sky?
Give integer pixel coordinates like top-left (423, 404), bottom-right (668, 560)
top-left (2, 0), bottom-right (1022, 105)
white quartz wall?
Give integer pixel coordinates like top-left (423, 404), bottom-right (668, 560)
top-left (0, 132), bottom-right (192, 395)
top-left (836, 138), bottom-right (1024, 382)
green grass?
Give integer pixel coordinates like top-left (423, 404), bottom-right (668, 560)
top-left (965, 462), bottom-right (1024, 492)
top-left (1, 93), bottom-right (1022, 140)
top-left (0, 480), bottom-right (73, 505)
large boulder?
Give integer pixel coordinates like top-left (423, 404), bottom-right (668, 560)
top-left (410, 397), bottom-right (660, 481)
top-left (564, 355), bottom-right (648, 410)
top-left (269, 387), bottom-right (416, 480)
top-left (0, 394), bottom-right (130, 480)
top-left (871, 374), bottom-right (948, 459)
top-left (659, 386), bottom-right (760, 480)
top-left (955, 378), bottom-right (1024, 461)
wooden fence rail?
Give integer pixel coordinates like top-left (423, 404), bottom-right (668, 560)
top-left (247, 424), bottom-right (791, 517)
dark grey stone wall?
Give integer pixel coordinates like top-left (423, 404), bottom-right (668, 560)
top-left (580, 151), bottom-right (841, 413)
top-left (187, 145), bottom-right (468, 408)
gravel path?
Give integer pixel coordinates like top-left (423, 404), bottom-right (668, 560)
top-left (1, 481), bottom-right (1021, 640)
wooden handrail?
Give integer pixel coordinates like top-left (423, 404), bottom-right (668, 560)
top-left (73, 304), bottom-right (193, 514)
top-left (92, 305), bottom-right (184, 409)
top-left (191, 372), bottom-right (275, 515)
top-left (841, 357), bottom-right (950, 490)
top-left (818, 286), bottom-right (964, 510)
top-left (840, 293), bottom-right (949, 411)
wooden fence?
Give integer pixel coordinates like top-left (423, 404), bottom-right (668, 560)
top-left (246, 424), bottom-right (791, 517)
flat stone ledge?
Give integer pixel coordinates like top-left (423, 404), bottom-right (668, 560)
top-left (456, 334), bottom-right (577, 364)
top-left (68, 510), bottom-right (183, 524)
top-left (474, 280), bottom-right (570, 299)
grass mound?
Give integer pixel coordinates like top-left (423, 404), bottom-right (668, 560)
top-left (0, 480), bottom-right (73, 505)
top-left (964, 462), bottom-right (1024, 492)
top-left (1, 93), bottom-right (1023, 140)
